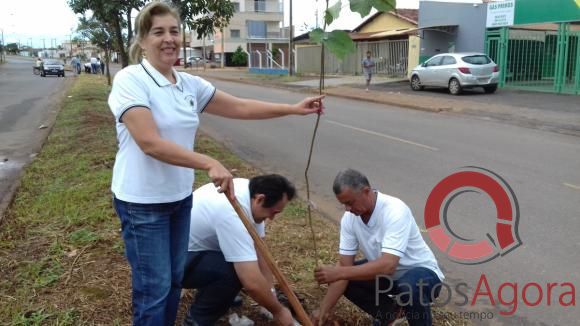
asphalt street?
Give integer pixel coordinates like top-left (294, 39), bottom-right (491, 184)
top-left (200, 79), bottom-right (580, 325)
top-left (0, 57), bottom-right (70, 217)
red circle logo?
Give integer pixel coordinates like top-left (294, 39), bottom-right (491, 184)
top-left (424, 167), bottom-right (521, 264)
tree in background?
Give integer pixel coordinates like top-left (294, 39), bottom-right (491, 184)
top-left (68, 0), bottom-right (143, 67)
top-left (231, 46), bottom-right (247, 66)
top-left (77, 16), bottom-right (114, 85)
top-left (6, 43), bottom-right (20, 55)
top-left (172, 0), bottom-right (234, 67)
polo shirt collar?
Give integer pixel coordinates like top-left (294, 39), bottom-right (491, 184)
top-left (364, 191), bottom-right (381, 228)
top-left (140, 59), bottom-right (183, 91)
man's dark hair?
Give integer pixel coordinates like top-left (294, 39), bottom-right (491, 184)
top-left (333, 169), bottom-right (370, 195)
top-left (249, 174), bottom-right (296, 208)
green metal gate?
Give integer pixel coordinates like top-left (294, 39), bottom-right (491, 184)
top-left (486, 22), bottom-right (580, 95)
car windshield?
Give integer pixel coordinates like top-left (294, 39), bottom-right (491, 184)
top-left (461, 55), bottom-right (491, 65)
top-left (44, 60), bottom-right (62, 65)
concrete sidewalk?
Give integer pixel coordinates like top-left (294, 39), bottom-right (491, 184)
top-left (185, 67), bottom-right (580, 137)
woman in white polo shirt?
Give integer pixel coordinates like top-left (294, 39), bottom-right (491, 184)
top-left (107, 2), bottom-right (324, 325)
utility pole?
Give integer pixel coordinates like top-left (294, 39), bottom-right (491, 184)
top-left (315, 0), bottom-right (319, 28)
top-left (1, 29), bottom-right (4, 63)
top-left (68, 34), bottom-right (73, 58)
top-left (289, 0), bottom-right (293, 75)
top-left (221, 28), bottom-right (225, 68)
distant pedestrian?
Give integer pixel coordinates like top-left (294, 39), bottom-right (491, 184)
top-left (70, 56), bottom-right (81, 75)
top-left (100, 58), bottom-right (105, 75)
top-left (362, 51), bottom-right (375, 92)
top-left (76, 56), bottom-right (82, 74)
top-left (90, 57), bottom-right (98, 74)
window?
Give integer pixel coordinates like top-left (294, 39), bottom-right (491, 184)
top-left (425, 56), bottom-right (442, 67)
top-left (247, 21), bottom-right (267, 38)
top-left (233, 2), bottom-right (240, 12)
top-left (254, 0), bottom-right (266, 12)
top-left (462, 55), bottom-right (491, 65)
top-left (441, 56), bottom-right (457, 65)
top-left (230, 29), bottom-right (240, 38)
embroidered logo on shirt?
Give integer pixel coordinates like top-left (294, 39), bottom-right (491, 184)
top-left (185, 95), bottom-right (195, 110)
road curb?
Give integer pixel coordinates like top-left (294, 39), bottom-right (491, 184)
top-left (0, 172), bottom-right (23, 225)
top-left (191, 72), bottom-right (448, 114)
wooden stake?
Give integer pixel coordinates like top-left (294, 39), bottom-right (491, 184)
top-left (226, 195), bottom-right (313, 326)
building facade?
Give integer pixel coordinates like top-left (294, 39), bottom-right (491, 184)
top-left (418, 1), bottom-right (488, 63)
top-left (190, 0), bottom-right (289, 66)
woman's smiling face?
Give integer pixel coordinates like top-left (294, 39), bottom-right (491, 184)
top-left (140, 14), bottom-right (181, 72)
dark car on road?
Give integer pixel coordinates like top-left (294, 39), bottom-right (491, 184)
top-left (41, 59), bottom-right (65, 77)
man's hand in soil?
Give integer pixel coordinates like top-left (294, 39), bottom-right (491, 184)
top-left (310, 308), bottom-right (326, 326)
top-left (273, 306), bottom-right (294, 326)
top-left (314, 265), bottom-right (341, 284)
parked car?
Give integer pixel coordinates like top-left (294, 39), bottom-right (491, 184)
top-left (409, 53), bottom-right (499, 95)
top-left (41, 59), bottom-right (65, 77)
top-left (185, 56), bottom-right (209, 67)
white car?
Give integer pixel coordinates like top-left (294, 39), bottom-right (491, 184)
top-left (409, 53), bottom-right (500, 95)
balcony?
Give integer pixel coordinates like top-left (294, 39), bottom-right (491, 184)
top-left (247, 31), bottom-right (289, 41)
top-left (244, 0), bottom-right (283, 13)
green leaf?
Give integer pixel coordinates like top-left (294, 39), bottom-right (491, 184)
top-left (309, 28), bottom-right (325, 44)
top-left (324, 0), bottom-right (342, 26)
top-left (350, 0), bottom-right (373, 18)
top-left (324, 30), bottom-right (356, 61)
top-left (372, 0), bottom-right (396, 12)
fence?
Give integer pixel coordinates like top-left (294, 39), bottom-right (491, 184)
top-left (486, 23), bottom-right (580, 94)
top-left (296, 39), bottom-right (409, 78)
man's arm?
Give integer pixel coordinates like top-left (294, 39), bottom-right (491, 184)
top-left (234, 261), bottom-right (293, 325)
top-left (312, 255), bottom-right (355, 325)
top-left (314, 253), bottom-right (400, 283)
top-left (257, 246), bottom-right (274, 286)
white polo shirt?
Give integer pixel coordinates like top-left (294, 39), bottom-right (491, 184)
top-left (108, 59), bottom-right (216, 203)
top-left (188, 178), bottom-right (265, 262)
top-left (339, 192), bottom-right (444, 281)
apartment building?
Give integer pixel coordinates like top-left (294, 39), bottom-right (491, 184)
top-left (190, 0), bottom-right (290, 66)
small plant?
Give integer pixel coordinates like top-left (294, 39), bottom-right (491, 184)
top-left (231, 45), bottom-right (247, 66)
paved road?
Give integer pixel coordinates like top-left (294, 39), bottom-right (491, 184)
top-left (199, 79), bottom-right (580, 325)
top-left (0, 56), bottom-right (71, 216)
top-left (370, 80), bottom-right (580, 115)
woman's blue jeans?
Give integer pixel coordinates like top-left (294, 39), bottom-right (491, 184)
top-left (113, 195), bottom-right (192, 326)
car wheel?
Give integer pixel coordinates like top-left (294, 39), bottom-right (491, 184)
top-left (62, 72), bottom-right (65, 77)
top-left (484, 85), bottom-right (497, 94)
top-left (41, 72), bottom-right (45, 77)
top-left (410, 75), bottom-right (423, 91)
top-left (449, 78), bottom-right (462, 95)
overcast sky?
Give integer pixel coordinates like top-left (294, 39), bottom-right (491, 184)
top-left (0, 0), bottom-right (484, 47)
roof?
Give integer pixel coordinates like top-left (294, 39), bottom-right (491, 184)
top-left (352, 9), bottom-right (419, 32)
top-left (350, 28), bottom-right (419, 41)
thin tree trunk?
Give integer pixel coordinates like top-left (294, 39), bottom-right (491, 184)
top-left (202, 36), bottom-right (206, 71)
top-left (113, 14), bottom-right (128, 67)
top-left (183, 24), bottom-right (187, 68)
top-left (126, 9), bottom-right (133, 46)
top-left (105, 47), bottom-right (111, 86)
top-left (221, 28), bottom-right (225, 68)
